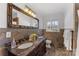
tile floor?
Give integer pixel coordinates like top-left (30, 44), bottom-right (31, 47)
top-left (45, 47), bottom-right (75, 56)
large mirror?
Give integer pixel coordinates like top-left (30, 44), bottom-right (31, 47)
top-left (7, 3), bottom-right (39, 29)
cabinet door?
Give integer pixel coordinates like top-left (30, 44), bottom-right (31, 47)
top-left (27, 40), bottom-right (46, 56)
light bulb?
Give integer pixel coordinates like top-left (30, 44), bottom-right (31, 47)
top-left (28, 11), bottom-right (32, 14)
top-left (33, 14), bottom-right (36, 17)
top-left (31, 13), bottom-right (36, 17)
top-left (25, 8), bottom-right (29, 12)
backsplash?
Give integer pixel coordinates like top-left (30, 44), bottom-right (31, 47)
top-left (0, 32), bottom-right (5, 40)
top-left (11, 29), bottom-right (45, 45)
top-left (0, 28), bottom-right (45, 47)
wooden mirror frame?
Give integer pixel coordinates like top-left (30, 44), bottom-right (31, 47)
top-left (7, 3), bottom-right (39, 29)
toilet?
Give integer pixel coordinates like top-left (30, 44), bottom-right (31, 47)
top-left (46, 40), bottom-right (52, 48)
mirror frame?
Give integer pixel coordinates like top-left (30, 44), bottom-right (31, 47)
top-left (7, 3), bottom-right (39, 29)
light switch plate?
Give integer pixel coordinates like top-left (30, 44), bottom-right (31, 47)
top-left (6, 32), bottom-right (11, 38)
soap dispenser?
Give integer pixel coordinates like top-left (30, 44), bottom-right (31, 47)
top-left (11, 38), bottom-right (16, 48)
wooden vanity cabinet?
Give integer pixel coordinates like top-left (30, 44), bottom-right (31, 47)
top-left (27, 40), bottom-right (46, 56)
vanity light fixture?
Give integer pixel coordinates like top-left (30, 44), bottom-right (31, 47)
top-left (25, 5), bottom-right (36, 18)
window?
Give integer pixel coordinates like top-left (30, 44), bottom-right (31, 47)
top-left (47, 21), bottom-right (51, 29)
top-left (46, 20), bottom-right (60, 32)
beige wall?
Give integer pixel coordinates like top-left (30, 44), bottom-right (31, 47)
top-left (0, 3), bottom-right (7, 28)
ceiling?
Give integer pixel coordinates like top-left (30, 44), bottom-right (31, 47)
top-left (25, 3), bottom-right (70, 17)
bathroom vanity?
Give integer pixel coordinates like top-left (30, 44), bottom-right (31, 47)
top-left (8, 37), bottom-right (46, 56)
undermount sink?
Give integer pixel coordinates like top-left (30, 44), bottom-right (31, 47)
top-left (17, 42), bottom-right (33, 49)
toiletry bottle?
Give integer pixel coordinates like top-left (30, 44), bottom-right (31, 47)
top-left (11, 38), bottom-right (16, 48)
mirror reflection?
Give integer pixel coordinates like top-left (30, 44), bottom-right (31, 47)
top-left (12, 9), bottom-right (38, 28)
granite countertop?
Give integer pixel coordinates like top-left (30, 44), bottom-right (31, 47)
top-left (0, 38), bottom-right (12, 47)
top-left (9, 37), bottom-right (45, 56)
